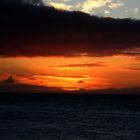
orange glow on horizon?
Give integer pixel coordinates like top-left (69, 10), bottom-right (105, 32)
top-left (1, 55), bottom-right (140, 91)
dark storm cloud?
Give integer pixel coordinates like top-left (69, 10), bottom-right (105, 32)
top-left (0, 0), bottom-right (140, 57)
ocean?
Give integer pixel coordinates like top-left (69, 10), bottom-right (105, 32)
top-left (0, 93), bottom-right (140, 140)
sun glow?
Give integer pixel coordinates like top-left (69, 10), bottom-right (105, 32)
top-left (1, 55), bottom-right (140, 91)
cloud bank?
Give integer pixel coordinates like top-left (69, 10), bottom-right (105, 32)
top-left (82, 0), bottom-right (112, 13)
top-left (0, 0), bottom-right (140, 57)
top-left (51, 62), bottom-right (106, 68)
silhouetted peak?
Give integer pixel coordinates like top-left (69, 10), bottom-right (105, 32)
top-left (2, 76), bottom-right (15, 84)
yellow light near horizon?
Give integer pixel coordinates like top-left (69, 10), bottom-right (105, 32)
top-left (1, 55), bottom-right (140, 91)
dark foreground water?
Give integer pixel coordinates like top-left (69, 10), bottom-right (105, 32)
top-left (0, 93), bottom-right (140, 140)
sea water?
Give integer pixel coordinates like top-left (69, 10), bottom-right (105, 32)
top-left (0, 94), bottom-right (139, 140)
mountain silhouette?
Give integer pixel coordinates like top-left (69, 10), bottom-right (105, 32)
top-left (0, 76), bottom-right (63, 93)
top-left (2, 76), bottom-right (15, 84)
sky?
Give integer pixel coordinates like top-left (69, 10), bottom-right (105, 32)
top-left (43, 0), bottom-right (140, 19)
top-left (0, 0), bottom-right (140, 93)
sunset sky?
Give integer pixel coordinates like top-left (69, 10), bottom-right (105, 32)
top-left (0, 0), bottom-right (140, 92)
